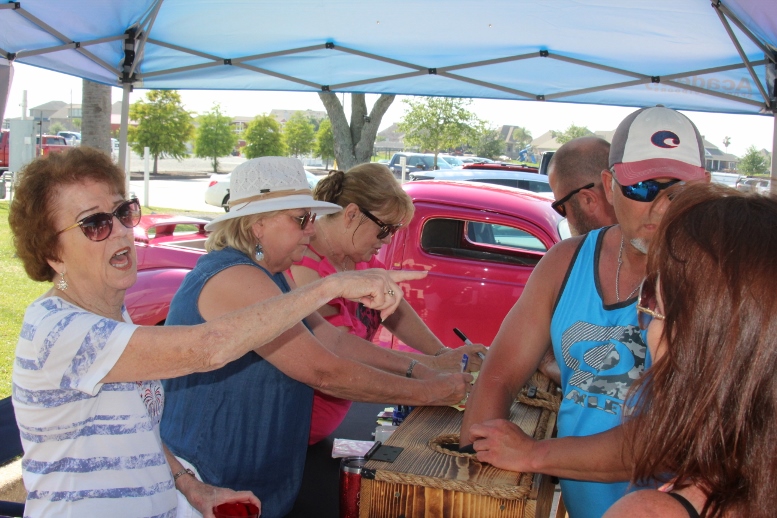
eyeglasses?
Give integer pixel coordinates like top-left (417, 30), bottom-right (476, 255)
top-left (360, 208), bottom-right (402, 239)
top-left (637, 277), bottom-right (665, 330)
top-left (56, 198), bottom-right (141, 242)
top-left (292, 211), bottom-right (316, 230)
top-left (551, 183), bottom-right (595, 217)
top-left (620, 179), bottom-right (682, 203)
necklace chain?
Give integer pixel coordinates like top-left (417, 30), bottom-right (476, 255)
top-left (318, 222), bottom-right (351, 272)
top-left (615, 234), bottom-right (640, 302)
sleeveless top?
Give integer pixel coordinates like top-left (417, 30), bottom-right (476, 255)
top-left (549, 227), bottom-right (651, 518)
top-left (291, 245), bottom-right (384, 444)
top-left (160, 247), bottom-right (314, 518)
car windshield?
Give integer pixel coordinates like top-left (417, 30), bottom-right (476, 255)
top-left (441, 156), bottom-right (464, 167)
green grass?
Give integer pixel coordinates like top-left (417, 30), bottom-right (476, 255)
top-left (0, 201), bottom-right (203, 398)
top-left (0, 201), bottom-right (46, 398)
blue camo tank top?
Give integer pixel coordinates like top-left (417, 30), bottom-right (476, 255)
top-left (550, 227), bottom-right (651, 518)
top-left (160, 247), bottom-right (314, 518)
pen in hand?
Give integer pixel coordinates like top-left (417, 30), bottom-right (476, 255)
top-left (453, 328), bottom-right (486, 361)
top-left (460, 354), bottom-right (469, 373)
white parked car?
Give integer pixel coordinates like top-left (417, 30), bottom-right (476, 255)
top-left (205, 170), bottom-right (322, 211)
top-left (57, 131), bottom-right (81, 146)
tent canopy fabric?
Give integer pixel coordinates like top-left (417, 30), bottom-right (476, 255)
top-left (1, 0), bottom-right (775, 117)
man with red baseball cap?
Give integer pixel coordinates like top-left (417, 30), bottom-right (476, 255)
top-left (461, 106), bottom-right (708, 518)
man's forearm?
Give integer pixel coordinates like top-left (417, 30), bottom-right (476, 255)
top-left (527, 426), bottom-right (631, 482)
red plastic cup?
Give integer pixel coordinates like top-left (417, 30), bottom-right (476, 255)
top-left (212, 502), bottom-right (260, 518)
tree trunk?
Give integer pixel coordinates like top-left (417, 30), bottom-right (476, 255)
top-left (81, 80), bottom-right (111, 154)
top-left (317, 93), bottom-right (395, 171)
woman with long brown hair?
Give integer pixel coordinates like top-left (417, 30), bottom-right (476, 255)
top-left (604, 182), bottom-right (777, 518)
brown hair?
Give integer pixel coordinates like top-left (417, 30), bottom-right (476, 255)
top-left (313, 163), bottom-right (414, 224)
top-left (627, 183), bottom-right (777, 517)
top-left (548, 136), bottom-right (610, 192)
top-left (8, 147), bottom-right (126, 282)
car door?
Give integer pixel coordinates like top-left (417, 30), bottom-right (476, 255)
top-left (377, 201), bottom-right (556, 350)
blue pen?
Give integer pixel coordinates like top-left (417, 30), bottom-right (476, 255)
top-left (460, 353), bottom-right (469, 373)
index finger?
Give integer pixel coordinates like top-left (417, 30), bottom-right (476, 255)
top-left (387, 269), bottom-right (428, 282)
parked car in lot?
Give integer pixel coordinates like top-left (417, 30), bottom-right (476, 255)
top-left (736, 177), bottom-right (769, 194)
top-left (409, 163), bottom-right (552, 197)
top-left (57, 131), bottom-right (81, 146)
top-left (387, 152), bottom-right (453, 178)
top-left (460, 156), bottom-right (494, 164)
top-left (128, 181), bottom-right (567, 351)
top-left (205, 169), bottom-right (321, 211)
top-left (755, 179), bottom-right (772, 195)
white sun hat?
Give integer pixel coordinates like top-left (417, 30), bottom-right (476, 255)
top-left (205, 157), bottom-right (342, 232)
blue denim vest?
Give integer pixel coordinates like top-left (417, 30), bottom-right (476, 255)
top-left (161, 247), bottom-right (314, 518)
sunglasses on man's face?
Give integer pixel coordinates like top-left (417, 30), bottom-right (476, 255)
top-left (360, 208), bottom-right (402, 239)
top-left (292, 211), bottom-right (316, 230)
top-left (620, 179), bottom-right (682, 203)
top-left (57, 198), bottom-right (141, 242)
top-left (551, 182), bottom-right (595, 217)
top-left (637, 277), bottom-right (665, 330)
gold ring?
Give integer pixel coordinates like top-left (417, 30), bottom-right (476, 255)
top-left (387, 289), bottom-right (395, 296)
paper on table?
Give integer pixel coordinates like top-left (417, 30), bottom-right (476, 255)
top-left (332, 438), bottom-right (376, 458)
top-left (451, 371), bottom-right (480, 412)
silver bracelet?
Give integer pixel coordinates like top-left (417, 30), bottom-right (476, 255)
top-left (406, 359), bottom-right (419, 378)
top-left (173, 468), bottom-right (195, 482)
top-left (434, 346), bottom-right (451, 357)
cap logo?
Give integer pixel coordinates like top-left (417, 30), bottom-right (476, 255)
top-left (651, 130), bottom-right (680, 149)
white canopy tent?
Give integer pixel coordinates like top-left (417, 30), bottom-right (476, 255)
top-left (1, 0), bottom-right (775, 178)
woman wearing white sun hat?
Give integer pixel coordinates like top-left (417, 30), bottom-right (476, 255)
top-left (160, 157), bottom-right (472, 518)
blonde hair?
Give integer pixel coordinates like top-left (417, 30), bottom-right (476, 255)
top-left (205, 211), bottom-right (283, 258)
top-left (314, 163), bottom-right (414, 224)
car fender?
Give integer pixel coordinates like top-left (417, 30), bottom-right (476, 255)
top-left (125, 268), bottom-right (191, 326)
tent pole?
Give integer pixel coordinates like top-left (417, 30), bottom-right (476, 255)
top-left (770, 115), bottom-right (777, 195)
top-left (119, 82), bottom-right (131, 192)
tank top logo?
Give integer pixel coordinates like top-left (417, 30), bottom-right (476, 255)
top-left (559, 321), bottom-right (647, 415)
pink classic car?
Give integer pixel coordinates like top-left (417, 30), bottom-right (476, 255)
top-left (125, 181), bottom-right (567, 349)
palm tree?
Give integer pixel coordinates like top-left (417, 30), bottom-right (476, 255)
top-left (81, 80), bottom-right (112, 153)
top-left (722, 136), bottom-right (731, 153)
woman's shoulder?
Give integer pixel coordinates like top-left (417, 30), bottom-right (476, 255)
top-left (603, 489), bottom-right (698, 518)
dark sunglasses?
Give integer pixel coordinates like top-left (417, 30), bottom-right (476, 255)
top-left (57, 198), bottom-right (141, 242)
top-left (292, 211), bottom-right (316, 230)
top-left (551, 182), bottom-right (595, 217)
top-left (360, 208), bottom-right (402, 239)
top-left (620, 179), bottom-right (682, 203)
top-left (637, 277), bottom-right (665, 330)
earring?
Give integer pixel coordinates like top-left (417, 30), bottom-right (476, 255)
top-left (56, 271), bottom-right (68, 291)
top-left (255, 243), bottom-right (264, 262)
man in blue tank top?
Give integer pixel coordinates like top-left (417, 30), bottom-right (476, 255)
top-left (461, 106), bottom-right (710, 518)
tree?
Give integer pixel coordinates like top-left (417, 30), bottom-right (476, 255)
top-left (508, 126), bottom-right (533, 151)
top-left (49, 122), bottom-right (65, 135)
top-left (318, 93), bottom-right (395, 171)
top-left (738, 145), bottom-right (769, 176)
top-left (470, 122), bottom-right (505, 160)
top-left (398, 97), bottom-right (476, 168)
top-left (243, 114), bottom-right (286, 159)
top-left (315, 118), bottom-right (335, 169)
top-left (723, 136), bottom-right (731, 152)
top-left (195, 104), bottom-right (237, 173)
top-left (128, 90), bottom-right (194, 174)
top-left (552, 124), bottom-right (594, 144)
top-left (283, 111), bottom-right (316, 157)
top-left (81, 80), bottom-right (111, 153)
